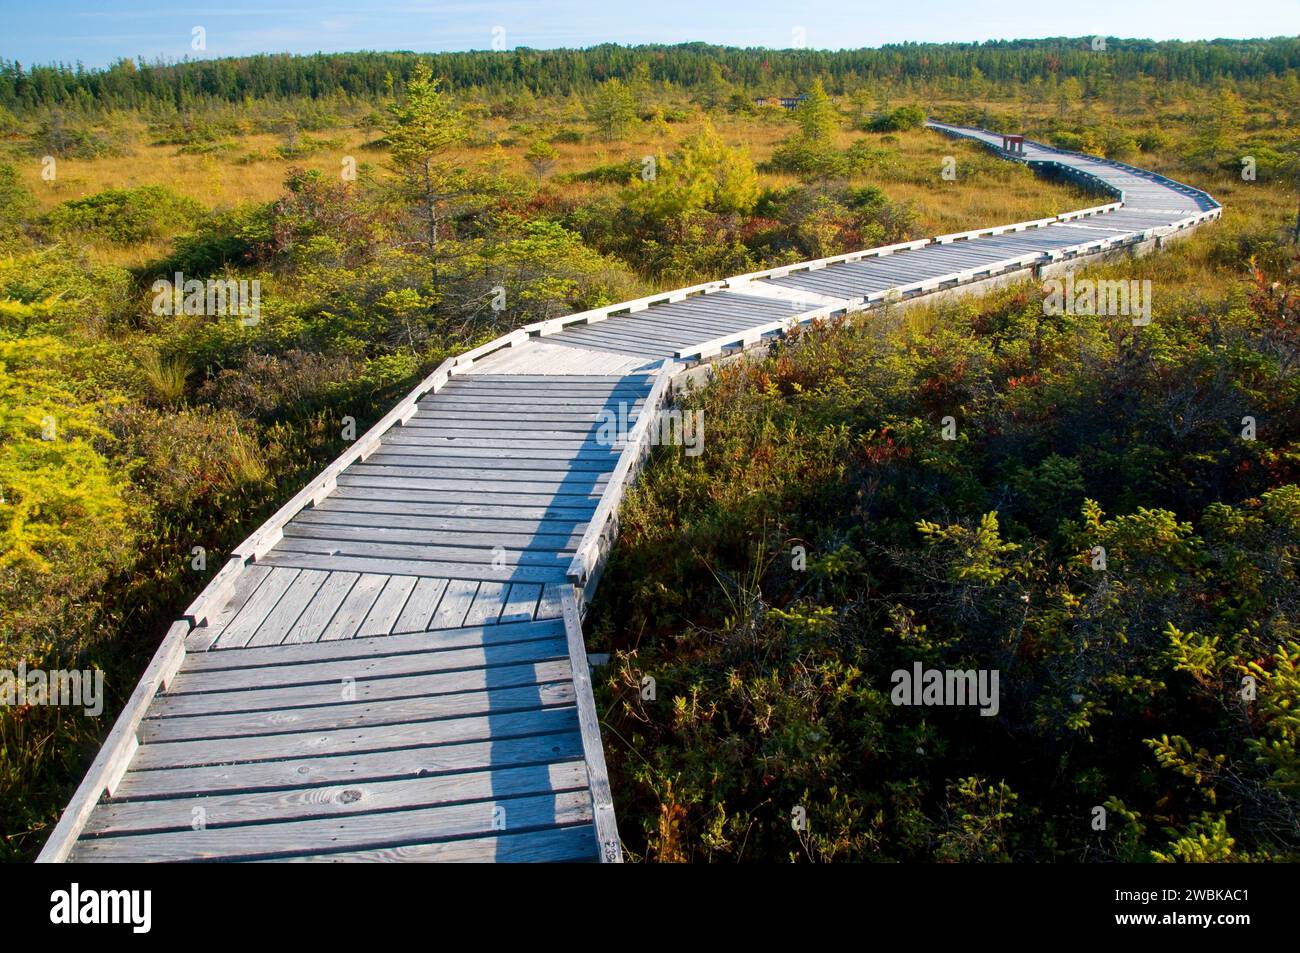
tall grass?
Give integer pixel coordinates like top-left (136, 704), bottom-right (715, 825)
top-left (135, 350), bottom-right (189, 407)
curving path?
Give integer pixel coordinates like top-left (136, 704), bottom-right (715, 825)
top-left (38, 123), bottom-right (1220, 863)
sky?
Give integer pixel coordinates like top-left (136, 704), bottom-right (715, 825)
top-left (3, 0), bottom-right (1299, 68)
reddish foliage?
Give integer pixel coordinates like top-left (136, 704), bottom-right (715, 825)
top-left (1247, 251), bottom-right (1300, 358)
top-left (858, 426), bottom-right (912, 466)
top-left (1006, 372), bottom-right (1042, 390)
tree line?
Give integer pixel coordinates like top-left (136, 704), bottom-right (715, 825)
top-left (4, 37), bottom-right (1300, 113)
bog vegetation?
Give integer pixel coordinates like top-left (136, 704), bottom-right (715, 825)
top-left (0, 38), bottom-right (1296, 861)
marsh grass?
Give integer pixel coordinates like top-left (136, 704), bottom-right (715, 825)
top-left (135, 349), bottom-right (189, 407)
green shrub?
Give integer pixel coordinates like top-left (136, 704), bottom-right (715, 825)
top-left (29, 112), bottom-right (129, 159)
top-left (866, 103), bottom-right (927, 132)
top-left (565, 159), bottom-right (641, 184)
top-left (592, 253), bottom-right (1300, 862)
top-left (44, 186), bottom-right (205, 245)
top-left (0, 163), bottom-right (36, 238)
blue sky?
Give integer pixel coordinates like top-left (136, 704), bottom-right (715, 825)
top-left (4, 0), bottom-right (1300, 68)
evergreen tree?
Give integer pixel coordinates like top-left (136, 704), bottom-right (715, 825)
top-left (524, 138), bottom-right (560, 179)
top-left (587, 78), bottom-right (638, 142)
top-left (770, 78), bottom-right (842, 175)
top-left (795, 77), bottom-right (838, 147)
top-left (631, 121), bottom-right (759, 221)
top-left (386, 61), bottom-right (469, 254)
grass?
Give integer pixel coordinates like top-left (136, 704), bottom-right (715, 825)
top-left (7, 109), bottom-right (1096, 267)
top-left (135, 350), bottom-right (190, 407)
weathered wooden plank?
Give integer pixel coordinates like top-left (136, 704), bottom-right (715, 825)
top-left (470, 344), bottom-right (654, 376)
top-left (537, 335), bottom-right (666, 359)
top-left (500, 583), bottom-right (542, 623)
top-left (131, 705), bottom-right (580, 770)
top-left (318, 572), bottom-right (389, 641)
top-left (141, 681), bottom-right (576, 744)
top-left (610, 308), bottom-right (773, 333)
top-left (463, 581), bottom-right (508, 626)
top-left (423, 384), bottom-right (647, 400)
top-left (297, 508), bottom-right (588, 536)
top-left (346, 463), bottom-right (614, 486)
top-left (213, 568), bottom-right (300, 649)
top-left (650, 297), bottom-right (765, 325)
top-left (330, 483), bottom-right (604, 509)
top-left (337, 473), bottom-right (609, 496)
top-left (259, 550), bottom-right (570, 585)
top-left (771, 273), bottom-right (887, 297)
top-left (437, 377), bottom-right (650, 391)
top-left (423, 406), bottom-right (636, 427)
top-left (363, 442), bottom-right (621, 462)
top-left (417, 397), bottom-right (648, 414)
top-left (181, 617), bottom-right (565, 672)
top-left (70, 790), bottom-right (593, 862)
top-left (280, 571), bottom-right (359, 645)
top-left (451, 369), bottom-right (653, 383)
top-left (427, 579), bottom-right (479, 629)
top-left (414, 410), bottom-right (637, 425)
top-left (284, 522), bottom-right (581, 553)
top-left (280, 823), bottom-right (598, 863)
top-left (85, 759), bottom-right (587, 837)
top-left (456, 374), bottom-right (651, 385)
top-left (557, 318), bottom-right (740, 346)
top-left (392, 577), bottom-right (449, 633)
top-left (185, 563), bottom-right (272, 651)
top-left (383, 426), bottom-right (622, 444)
top-left (624, 310), bottom-right (774, 335)
top-left (313, 495), bottom-right (597, 521)
top-left (245, 568), bottom-right (328, 647)
top-left (275, 535), bottom-right (570, 568)
top-left (151, 658), bottom-right (574, 719)
top-left (413, 395), bottom-right (647, 413)
top-left (557, 325), bottom-right (688, 352)
top-left (376, 441), bottom-right (622, 460)
top-left (625, 295), bottom-right (776, 319)
top-left (535, 583), bottom-right (566, 620)
top-left (168, 636), bottom-right (569, 696)
top-left (402, 418), bottom-right (615, 435)
top-left (439, 385), bottom-right (651, 400)
top-left (357, 574), bottom-right (418, 637)
top-left (112, 729), bottom-right (585, 801)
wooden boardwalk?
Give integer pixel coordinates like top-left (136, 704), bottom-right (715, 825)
top-left (39, 123), bottom-right (1220, 863)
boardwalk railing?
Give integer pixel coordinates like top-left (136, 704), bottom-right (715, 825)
top-left (567, 358), bottom-right (678, 600)
top-left (37, 621), bottom-right (190, 863)
top-left (532, 281), bottom-right (728, 336)
top-left (561, 586), bottom-right (622, 862)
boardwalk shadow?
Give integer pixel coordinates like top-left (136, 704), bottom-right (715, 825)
top-left (480, 375), bottom-right (647, 862)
